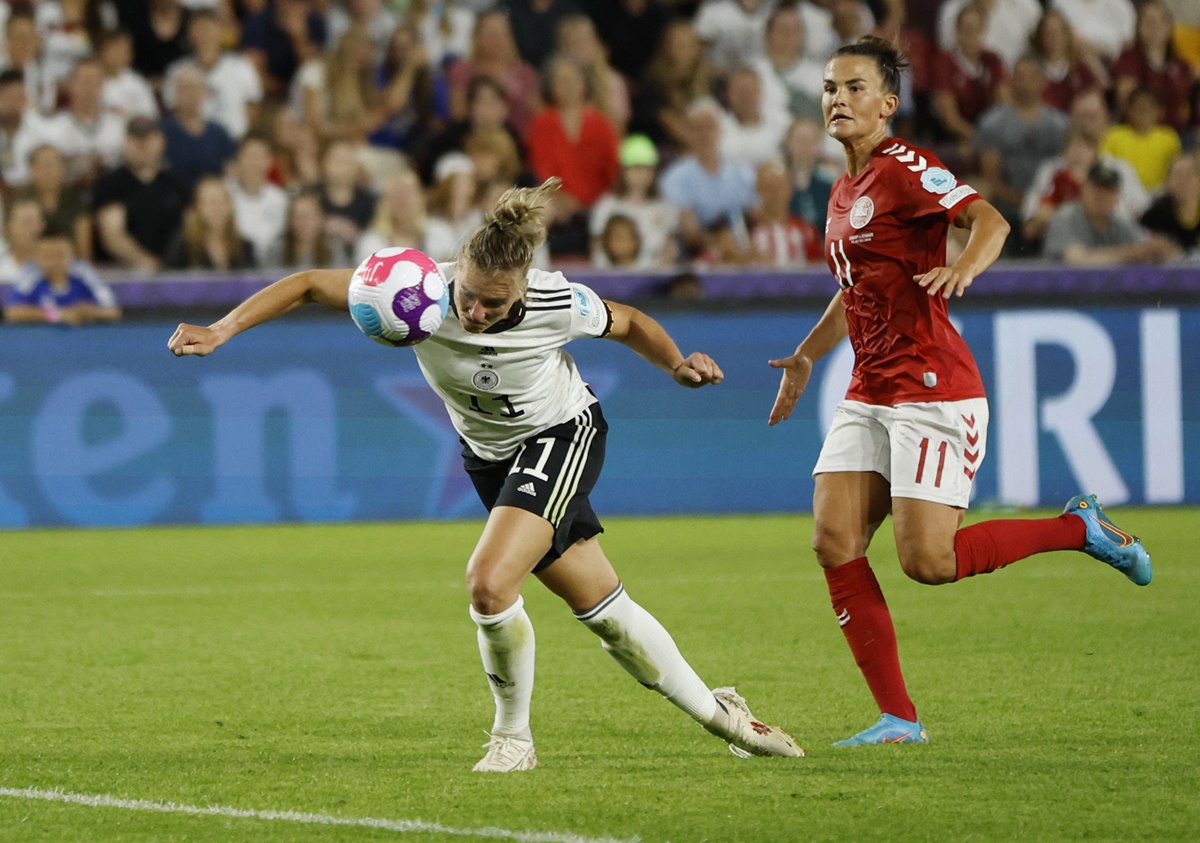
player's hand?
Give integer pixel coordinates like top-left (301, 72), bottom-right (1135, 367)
top-left (914, 265), bottom-right (974, 299)
top-left (767, 352), bottom-right (813, 425)
top-left (168, 323), bottom-right (223, 357)
top-left (673, 352), bottom-right (723, 388)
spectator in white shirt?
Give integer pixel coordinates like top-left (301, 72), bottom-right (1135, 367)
top-left (1, 11), bottom-right (53, 115)
top-left (0, 68), bottom-right (48, 187)
top-left (719, 66), bottom-right (789, 170)
top-left (227, 134), bottom-right (289, 266)
top-left (165, 10), bottom-right (263, 140)
top-left (748, 4), bottom-right (824, 123)
top-left (1051, 0), bottom-right (1137, 62)
top-left (693, 0), bottom-right (774, 77)
top-left (43, 57), bottom-right (126, 186)
top-left (937, 0), bottom-right (1043, 71)
top-left (98, 29), bottom-right (159, 121)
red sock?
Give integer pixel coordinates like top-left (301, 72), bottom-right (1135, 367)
top-left (824, 557), bottom-right (917, 722)
top-left (954, 514), bottom-right (1087, 581)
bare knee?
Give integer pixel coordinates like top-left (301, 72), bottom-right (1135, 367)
top-left (897, 544), bottom-right (957, 585)
top-left (811, 521), bottom-right (867, 569)
top-left (465, 561), bottom-right (521, 615)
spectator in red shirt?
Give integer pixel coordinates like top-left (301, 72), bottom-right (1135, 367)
top-left (749, 160), bottom-right (821, 268)
top-left (1112, 0), bottom-right (1194, 132)
top-left (1029, 8), bottom-right (1105, 114)
top-left (932, 4), bottom-right (1008, 149)
top-left (525, 54), bottom-right (619, 257)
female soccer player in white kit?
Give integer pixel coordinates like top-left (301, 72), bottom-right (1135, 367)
top-left (168, 178), bottom-right (803, 771)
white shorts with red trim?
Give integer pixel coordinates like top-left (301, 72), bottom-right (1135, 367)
top-left (812, 398), bottom-right (989, 508)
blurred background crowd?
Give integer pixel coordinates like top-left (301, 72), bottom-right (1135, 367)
top-left (0, 0), bottom-right (1198, 322)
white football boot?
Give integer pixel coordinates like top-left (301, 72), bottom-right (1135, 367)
top-left (709, 687), bottom-right (805, 758)
top-left (472, 732), bottom-right (538, 772)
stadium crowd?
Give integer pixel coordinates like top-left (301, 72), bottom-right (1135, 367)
top-left (1, 0), bottom-right (1199, 321)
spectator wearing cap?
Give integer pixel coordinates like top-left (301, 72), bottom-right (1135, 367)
top-left (1102, 86), bottom-right (1183, 192)
top-left (92, 115), bottom-right (189, 271)
top-left (589, 133), bottom-right (680, 269)
top-left (659, 99), bottom-right (757, 264)
top-left (425, 152), bottom-right (483, 262)
top-left (1042, 161), bottom-right (1180, 264)
top-left (161, 64), bottom-right (237, 190)
top-left (41, 57), bottom-right (126, 187)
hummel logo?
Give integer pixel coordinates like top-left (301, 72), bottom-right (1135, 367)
top-left (836, 608), bottom-right (851, 627)
top-left (517, 482), bottom-right (536, 496)
top-left (478, 346), bottom-right (498, 356)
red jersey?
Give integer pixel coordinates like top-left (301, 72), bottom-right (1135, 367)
top-left (825, 138), bottom-right (985, 406)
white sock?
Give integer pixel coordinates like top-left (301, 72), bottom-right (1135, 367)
top-left (575, 584), bottom-right (719, 725)
top-left (469, 596), bottom-right (535, 740)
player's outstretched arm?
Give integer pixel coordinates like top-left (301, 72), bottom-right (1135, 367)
top-left (914, 199), bottom-right (1010, 299)
top-left (604, 300), bottom-right (723, 388)
top-left (768, 292), bottom-right (848, 426)
top-left (168, 268), bottom-right (354, 357)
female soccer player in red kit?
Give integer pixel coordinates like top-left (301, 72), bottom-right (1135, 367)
top-left (768, 37), bottom-right (1152, 746)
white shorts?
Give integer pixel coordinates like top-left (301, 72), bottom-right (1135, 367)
top-left (812, 398), bottom-right (989, 508)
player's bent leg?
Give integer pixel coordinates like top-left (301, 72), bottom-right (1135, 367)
top-left (891, 497), bottom-right (962, 585)
top-left (466, 506), bottom-right (554, 773)
top-left (1064, 494), bottom-right (1152, 585)
top-left (543, 539), bottom-right (804, 758)
top-left (811, 471), bottom-right (891, 569)
top-left (465, 505), bottom-right (555, 614)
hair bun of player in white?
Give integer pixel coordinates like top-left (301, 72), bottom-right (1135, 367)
top-left (348, 247), bottom-right (450, 347)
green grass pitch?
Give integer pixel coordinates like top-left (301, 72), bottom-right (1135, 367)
top-left (2, 509), bottom-right (1197, 842)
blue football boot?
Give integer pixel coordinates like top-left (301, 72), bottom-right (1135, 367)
top-left (833, 713), bottom-right (929, 747)
top-left (1063, 494), bottom-right (1152, 586)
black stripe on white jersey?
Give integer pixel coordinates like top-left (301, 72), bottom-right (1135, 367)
top-left (525, 290), bottom-right (572, 301)
top-left (524, 303), bottom-right (572, 311)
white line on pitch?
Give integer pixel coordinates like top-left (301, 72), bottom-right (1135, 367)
top-left (0, 787), bottom-right (642, 843)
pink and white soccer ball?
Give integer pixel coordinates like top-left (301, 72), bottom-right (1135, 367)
top-left (348, 247), bottom-right (450, 347)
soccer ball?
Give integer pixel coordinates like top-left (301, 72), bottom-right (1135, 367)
top-left (347, 247), bottom-right (450, 347)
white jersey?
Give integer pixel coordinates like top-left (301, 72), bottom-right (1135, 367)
top-left (413, 265), bottom-right (612, 462)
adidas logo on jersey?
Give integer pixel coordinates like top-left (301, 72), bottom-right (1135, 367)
top-left (478, 346), bottom-right (498, 356)
top-left (517, 482), bottom-right (536, 496)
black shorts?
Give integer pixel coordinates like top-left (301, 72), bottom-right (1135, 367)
top-left (462, 403), bottom-right (608, 573)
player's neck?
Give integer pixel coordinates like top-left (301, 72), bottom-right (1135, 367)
top-left (841, 128), bottom-right (889, 177)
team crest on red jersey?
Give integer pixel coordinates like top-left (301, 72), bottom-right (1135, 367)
top-left (849, 196), bottom-right (874, 229)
